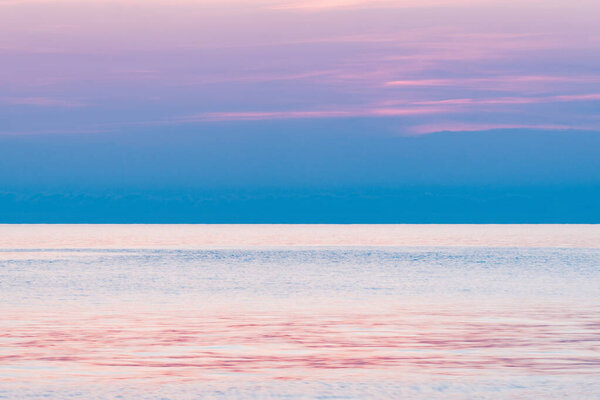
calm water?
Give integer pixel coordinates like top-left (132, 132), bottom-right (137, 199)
top-left (1, 225), bottom-right (599, 399)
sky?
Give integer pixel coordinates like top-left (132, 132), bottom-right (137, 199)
top-left (1, 0), bottom-right (599, 222)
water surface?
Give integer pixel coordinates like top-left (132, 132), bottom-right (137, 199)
top-left (1, 225), bottom-right (599, 399)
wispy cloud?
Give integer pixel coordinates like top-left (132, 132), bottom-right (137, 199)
top-left (186, 70), bottom-right (341, 85)
top-left (178, 106), bottom-right (449, 122)
top-left (409, 122), bottom-right (598, 135)
top-left (1, 97), bottom-right (85, 107)
top-left (405, 93), bottom-right (600, 106)
top-left (268, 0), bottom-right (523, 11)
top-left (270, 0), bottom-right (368, 10)
top-left (385, 75), bottom-right (600, 88)
top-left (0, 127), bottom-right (110, 136)
top-left (385, 79), bottom-right (451, 87)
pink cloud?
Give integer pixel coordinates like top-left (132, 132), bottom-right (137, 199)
top-left (385, 75), bottom-right (600, 88)
top-left (186, 69), bottom-right (341, 86)
top-left (192, 110), bottom-right (355, 121)
top-left (385, 79), bottom-right (452, 87)
top-left (180, 106), bottom-right (450, 122)
top-left (412, 93), bottom-right (600, 105)
top-left (269, 0), bottom-right (526, 11)
top-left (2, 97), bottom-right (85, 107)
top-left (380, 93), bottom-right (600, 107)
top-left (409, 122), bottom-right (596, 135)
top-left (270, 0), bottom-right (369, 10)
top-left (0, 127), bottom-right (111, 136)
top-left (553, 93), bottom-right (600, 101)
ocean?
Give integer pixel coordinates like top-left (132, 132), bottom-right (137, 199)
top-left (1, 225), bottom-right (599, 399)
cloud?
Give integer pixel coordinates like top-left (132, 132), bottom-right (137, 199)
top-left (385, 79), bottom-right (452, 86)
top-left (178, 106), bottom-right (450, 122)
top-left (268, 0), bottom-right (531, 11)
top-left (1, 97), bottom-right (85, 107)
top-left (385, 75), bottom-right (600, 88)
top-left (409, 122), bottom-right (597, 135)
top-left (553, 93), bottom-right (600, 102)
top-left (0, 127), bottom-right (110, 136)
top-left (406, 93), bottom-right (600, 106)
top-left (269, 0), bottom-right (368, 10)
top-left (186, 70), bottom-right (341, 85)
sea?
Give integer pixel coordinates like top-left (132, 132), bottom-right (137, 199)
top-left (1, 224), bottom-right (599, 399)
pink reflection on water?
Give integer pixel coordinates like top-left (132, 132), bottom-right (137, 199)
top-left (2, 304), bottom-right (599, 385)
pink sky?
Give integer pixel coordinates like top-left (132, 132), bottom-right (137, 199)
top-left (1, 0), bottom-right (599, 134)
